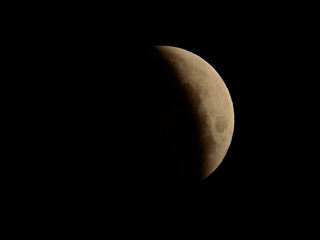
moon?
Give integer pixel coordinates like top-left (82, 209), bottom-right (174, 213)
top-left (120, 45), bottom-right (234, 192)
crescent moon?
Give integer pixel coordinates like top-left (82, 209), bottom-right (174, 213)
top-left (122, 45), bottom-right (235, 192)
top-left (154, 46), bottom-right (234, 178)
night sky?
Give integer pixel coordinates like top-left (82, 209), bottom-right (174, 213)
top-left (35, 18), bottom-right (265, 214)
top-left (11, 4), bottom-right (303, 232)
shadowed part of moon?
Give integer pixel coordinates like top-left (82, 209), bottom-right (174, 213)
top-left (118, 47), bottom-right (206, 192)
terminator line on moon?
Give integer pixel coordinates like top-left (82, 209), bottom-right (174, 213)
top-left (123, 45), bottom-right (234, 192)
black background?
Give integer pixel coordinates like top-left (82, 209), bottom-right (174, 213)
top-left (8, 3), bottom-right (316, 234)
top-left (34, 23), bottom-right (252, 199)
top-left (64, 25), bottom-right (255, 208)
top-left (14, 7), bottom-right (292, 221)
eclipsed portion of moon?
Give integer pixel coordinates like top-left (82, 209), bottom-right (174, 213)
top-left (123, 45), bottom-right (234, 192)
